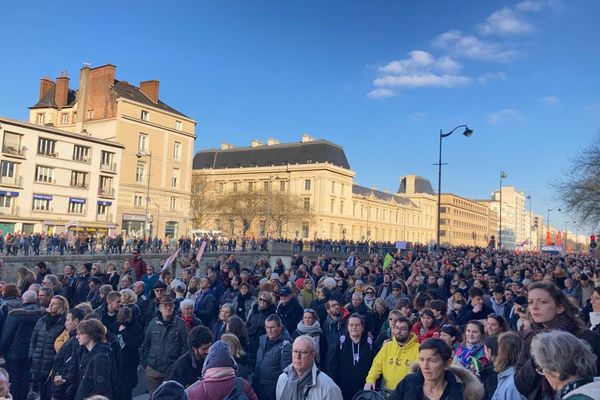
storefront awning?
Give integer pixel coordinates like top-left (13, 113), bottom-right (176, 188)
top-left (0, 191), bottom-right (19, 197)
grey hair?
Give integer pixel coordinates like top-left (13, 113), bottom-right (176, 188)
top-left (352, 292), bottom-right (363, 300)
top-left (294, 334), bottom-right (316, 352)
top-left (530, 330), bottom-right (597, 381)
top-left (180, 299), bottom-right (194, 309)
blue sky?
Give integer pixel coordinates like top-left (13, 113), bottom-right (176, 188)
top-left (1, 0), bottom-right (599, 233)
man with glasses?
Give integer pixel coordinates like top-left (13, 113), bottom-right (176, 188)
top-left (276, 286), bottom-right (304, 335)
top-left (254, 314), bottom-right (292, 400)
top-left (364, 316), bottom-right (419, 394)
top-left (276, 335), bottom-right (343, 400)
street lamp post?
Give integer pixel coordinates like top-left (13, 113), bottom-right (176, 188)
top-left (153, 201), bottom-right (160, 240)
top-left (436, 125), bottom-right (473, 248)
top-left (136, 150), bottom-right (152, 240)
top-left (499, 171), bottom-right (508, 249)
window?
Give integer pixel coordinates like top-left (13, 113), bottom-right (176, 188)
top-left (70, 171), bottom-right (88, 188)
top-left (2, 132), bottom-right (23, 154)
top-left (72, 111), bottom-right (77, 121)
top-left (35, 166), bottom-right (54, 183)
top-left (330, 199), bottom-right (335, 213)
top-left (33, 196), bottom-right (52, 211)
top-left (302, 223), bottom-right (309, 239)
top-left (171, 168), bottom-right (179, 188)
top-left (97, 203), bottom-right (109, 215)
top-left (37, 138), bottom-right (57, 157)
top-left (233, 182), bottom-right (239, 192)
top-left (61, 113), bottom-right (69, 124)
top-left (141, 110), bottom-right (150, 121)
top-left (36, 113), bottom-right (45, 124)
top-left (165, 221), bottom-right (179, 238)
top-left (72, 145), bottom-right (90, 162)
top-left (304, 198), bottom-right (310, 211)
top-left (87, 109), bottom-right (94, 119)
top-left (248, 181), bottom-right (253, 192)
top-left (229, 219), bottom-right (235, 235)
top-left (0, 195), bottom-right (11, 208)
top-left (99, 176), bottom-right (113, 191)
top-left (173, 142), bottom-right (181, 161)
top-left (331, 181), bottom-right (335, 193)
top-left (136, 162), bottom-right (145, 184)
top-left (138, 133), bottom-right (148, 152)
top-left (170, 197), bottom-right (177, 211)
top-left (175, 120), bottom-right (183, 131)
top-left (134, 194), bottom-right (143, 208)
top-left (341, 183), bottom-right (345, 195)
top-left (218, 182), bottom-right (224, 193)
top-left (68, 201), bottom-right (85, 214)
top-left (214, 219), bottom-right (221, 231)
top-left (263, 181), bottom-right (269, 191)
top-left (279, 181), bottom-right (285, 192)
top-left (101, 151), bottom-right (114, 169)
top-left (1, 161), bottom-right (16, 182)
top-left (340, 200), bottom-right (344, 215)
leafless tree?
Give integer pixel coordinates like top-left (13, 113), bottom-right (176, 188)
top-left (218, 190), bottom-right (267, 236)
top-left (190, 173), bottom-right (219, 229)
top-left (266, 191), bottom-right (315, 237)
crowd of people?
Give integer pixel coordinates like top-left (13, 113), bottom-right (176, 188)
top-left (0, 245), bottom-right (599, 400)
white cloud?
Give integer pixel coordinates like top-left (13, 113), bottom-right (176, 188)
top-left (478, 7), bottom-right (535, 36)
top-left (409, 112), bottom-right (426, 121)
top-left (541, 95), bottom-right (560, 106)
top-left (516, 0), bottom-right (546, 12)
top-left (477, 72), bottom-right (507, 84)
top-left (487, 108), bottom-right (526, 123)
top-left (433, 30), bottom-right (519, 62)
top-left (368, 50), bottom-right (471, 98)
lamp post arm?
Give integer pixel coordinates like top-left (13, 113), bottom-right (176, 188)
top-left (441, 125), bottom-right (468, 138)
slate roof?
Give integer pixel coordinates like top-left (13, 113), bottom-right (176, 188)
top-left (353, 184), bottom-right (414, 206)
top-left (30, 86), bottom-right (77, 109)
top-left (193, 140), bottom-right (351, 170)
top-left (30, 80), bottom-right (189, 118)
top-left (397, 175), bottom-right (435, 195)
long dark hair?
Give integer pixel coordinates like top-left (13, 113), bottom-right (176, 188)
top-left (528, 282), bottom-right (584, 329)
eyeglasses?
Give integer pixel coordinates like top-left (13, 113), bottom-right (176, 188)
top-left (258, 298), bottom-right (268, 303)
top-left (292, 350), bottom-right (314, 357)
top-left (366, 291), bottom-right (374, 295)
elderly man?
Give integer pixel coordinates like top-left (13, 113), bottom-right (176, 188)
top-left (276, 335), bottom-right (343, 400)
top-left (254, 314), bottom-right (292, 400)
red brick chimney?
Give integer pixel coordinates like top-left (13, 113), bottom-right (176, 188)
top-left (55, 75), bottom-right (70, 107)
top-left (140, 80), bottom-right (159, 103)
top-left (39, 77), bottom-right (54, 101)
top-left (87, 64), bottom-right (117, 119)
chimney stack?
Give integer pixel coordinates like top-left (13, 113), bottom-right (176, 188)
top-left (301, 134), bottom-right (315, 143)
top-left (267, 138), bottom-right (280, 146)
top-left (55, 73), bottom-right (70, 107)
top-left (140, 80), bottom-right (160, 103)
top-left (251, 139), bottom-right (264, 147)
top-left (39, 77), bottom-right (54, 101)
top-left (221, 143), bottom-right (234, 150)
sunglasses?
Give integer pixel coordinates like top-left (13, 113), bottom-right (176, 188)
top-left (366, 291), bottom-right (374, 295)
top-left (258, 298), bottom-right (268, 303)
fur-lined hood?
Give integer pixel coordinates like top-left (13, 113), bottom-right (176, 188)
top-left (408, 362), bottom-right (485, 400)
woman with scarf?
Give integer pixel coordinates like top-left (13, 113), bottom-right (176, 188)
top-left (454, 320), bottom-right (489, 378)
top-left (330, 313), bottom-right (376, 400)
top-left (179, 299), bottom-right (203, 332)
top-left (246, 291), bottom-right (277, 363)
top-left (232, 282), bottom-right (256, 321)
top-left (291, 309), bottom-right (323, 364)
top-left (411, 308), bottom-right (441, 343)
top-left (514, 282), bottom-right (600, 400)
top-left (298, 278), bottom-right (316, 309)
top-left (186, 340), bottom-right (258, 400)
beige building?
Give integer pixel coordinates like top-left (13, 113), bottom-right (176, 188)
top-left (437, 194), bottom-right (499, 247)
top-left (0, 117), bottom-right (123, 234)
top-left (193, 136), bottom-right (437, 244)
top-left (28, 64), bottom-right (196, 238)
top-left (489, 186), bottom-right (527, 250)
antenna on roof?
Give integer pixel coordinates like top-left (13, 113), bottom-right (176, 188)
top-left (59, 71), bottom-right (68, 78)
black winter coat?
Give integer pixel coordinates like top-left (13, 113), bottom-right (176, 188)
top-left (247, 302), bottom-right (277, 363)
top-left (29, 313), bottom-right (66, 377)
top-left (75, 342), bottom-right (115, 400)
top-left (115, 319), bottom-right (144, 390)
top-left (276, 297), bottom-right (304, 335)
top-left (140, 315), bottom-right (189, 373)
top-left (0, 303), bottom-right (44, 360)
top-left (195, 290), bottom-right (217, 326)
top-left (73, 274), bottom-right (91, 305)
top-left (330, 335), bottom-right (377, 400)
top-left (166, 350), bottom-right (203, 388)
top-left (51, 332), bottom-right (81, 400)
top-left (389, 369), bottom-right (465, 400)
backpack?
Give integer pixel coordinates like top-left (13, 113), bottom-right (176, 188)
top-left (202, 377), bottom-right (249, 400)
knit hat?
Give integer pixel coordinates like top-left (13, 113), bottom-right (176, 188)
top-left (202, 340), bottom-right (238, 375)
top-left (151, 380), bottom-right (187, 400)
top-left (280, 286), bottom-right (292, 296)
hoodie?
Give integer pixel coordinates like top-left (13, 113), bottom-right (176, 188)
top-left (366, 333), bottom-right (420, 391)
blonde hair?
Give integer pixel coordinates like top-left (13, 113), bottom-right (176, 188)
top-left (221, 333), bottom-right (245, 358)
top-left (120, 288), bottom-right (138, 305)
top-left (52, 295), bottom-right (70, 315)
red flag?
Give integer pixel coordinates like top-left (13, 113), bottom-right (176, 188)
top-left (546, 230), bottom-right (551, 245)
top-left (196, 241), bottom-right (207, 263)
top-left (557, 231), bottom-right (562, 246)
top-left (161, 248), bottom-right (180, 272)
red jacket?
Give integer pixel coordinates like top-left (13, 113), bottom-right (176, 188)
top-left (411, 321), bottom-right (440, 343)
top-left (186, 375), bottom-right (257, 400)
top-left (128, 257), bottom-right (147, 281)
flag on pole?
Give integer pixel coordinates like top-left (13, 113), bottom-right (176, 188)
top-left (161, 248), bottom-right (180, 272)
top-left (546, 230), bottom-right (551, 245)
top-left (557, 230), bottom-right (562, 246)
top-left (196, 241), bottom-right (207, 263)
top-left (383, 253), bottom-right (394, 270)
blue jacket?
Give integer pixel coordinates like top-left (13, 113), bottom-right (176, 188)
top-left (492, 367), bottom-right (526, 400)
top-left (0, 303), bottom-right (44, 360)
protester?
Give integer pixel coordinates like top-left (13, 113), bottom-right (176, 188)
top-left (276, 286), bottom-right (304, 335)
top-left (291, 309), bottom-right (323, 364)
top-left (167, 325), bottom-right (213, 388)
top-left (247, 291), bottom-right (277, 361)
top-left (488, 332), bottom-right (525, 400)
top-left (322, 298), bottom-right (349, 376)
top-left (454, 320), bottom-right (489, 378)
top-left (221, 333), bottom-right (252, 379)
top-left (51, 307), bottom-right (85, 400)
top-left (115, 306), bottom-right (144, 400)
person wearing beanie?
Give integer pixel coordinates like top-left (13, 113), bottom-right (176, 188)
top-left (152, 380), bottom-right (187, 400)
top-left (186, 341), bottom-right (258, 400)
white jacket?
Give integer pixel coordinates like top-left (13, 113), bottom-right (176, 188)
top-left (276, 363), bottom-right (343, 400)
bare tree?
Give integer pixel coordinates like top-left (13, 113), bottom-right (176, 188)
top-left (267, 192), bottom-right (315, 237)
top-left (553, 133), bottom-right (600, 228)
top-left (190, 173), bottom-right (218, 229)
top-left (218, 190), bottom-right (267, 236)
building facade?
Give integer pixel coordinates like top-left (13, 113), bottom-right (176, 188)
top-left (193, 136), bottom-right (437, 244)
top-left (490, 186), bottom-right (528, 250)
top-left (437, 194), bottom-right (498, 247)
top-left (28, 64), bottom-right (196, 238)
top-left (0, 117), bottom-right (123, 234)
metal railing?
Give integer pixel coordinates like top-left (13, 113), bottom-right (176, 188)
top-left (0, 175), bottom-right (23, 187)
top-left (0, 205), bottom-right (20, 216)
top-left (2, 145), bottom-right (26, 157)
top-left (98, 187), bottom-right (115, 198)
top-left (100, 162), bottom-right (117, 172)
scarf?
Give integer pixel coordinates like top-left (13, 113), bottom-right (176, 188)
top-left (203, 367), bottom-right (236, 381)
top-left (236, 292), bottom-right (252, 316)
top-left (280, 367), bottom-right (314, 400)
top-left (296, 321), bottom-right (322, 362)
top-left (181, 314), bottom-right (194, 331)
top-left (44, 313), bottom-right (60, 330)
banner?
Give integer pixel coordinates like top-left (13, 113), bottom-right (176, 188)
top-left (161, 248), bottom-right (180, 272)
top-left (196, 241), bottom-right (207, 263)
top-left (383, 253), bottom-right (394, 270)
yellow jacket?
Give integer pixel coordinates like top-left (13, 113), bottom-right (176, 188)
top-left (365, 333), bottom-right (420, 391)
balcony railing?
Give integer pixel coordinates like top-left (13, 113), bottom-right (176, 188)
top-left (73, 155), bottom-right (91, 163)
top-left (38, 151), bottom-right (58, 158)
top-left (98, 187), bottom-right (115, 198)
top-left (70, 181), bottom-right (89, 189)
top-left (96, 213), bottom-right (113, 222)
top-left (0, 205), bottom-right (20, 217)
top-left (32, 207), bottom-right (54, 213)
top-left (2, 145), bottom-right (27, 158)
top-left (100, 162), bottom-right (117, 173)
top-left (0, 175), bottom-right (23, 188)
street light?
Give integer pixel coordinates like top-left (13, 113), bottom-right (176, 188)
top-left (499, 171), bottom-right (508, 249)
top-left (136, 150), bottom-right (152, 240)
top-left (436, 125), bottom-right (473, 248)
